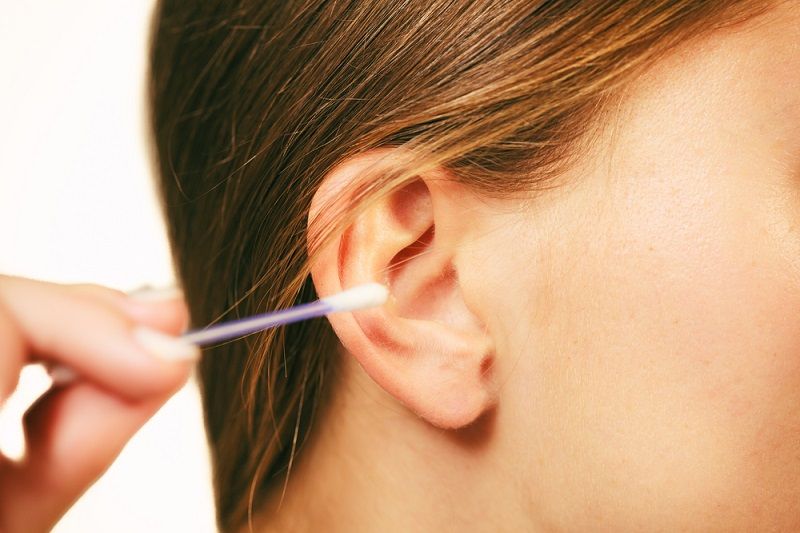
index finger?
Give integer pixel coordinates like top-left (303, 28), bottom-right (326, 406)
top-left (0, 276), bottom-right (199, 401)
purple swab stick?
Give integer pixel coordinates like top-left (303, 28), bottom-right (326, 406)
top-left (179, 282), bottom-right (388, 346)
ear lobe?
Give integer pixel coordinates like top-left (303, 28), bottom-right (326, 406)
top-left (308, 150), bottom-right (496, 429)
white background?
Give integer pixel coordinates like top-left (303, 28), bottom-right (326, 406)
top-left (0, 2), bottom-right (216, 531)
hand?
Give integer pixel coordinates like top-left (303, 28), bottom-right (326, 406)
top-left (0, 274), bottom-right (199, 533)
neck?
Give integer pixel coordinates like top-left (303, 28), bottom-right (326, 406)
top-left (247, 351), bottom-right (527, 533)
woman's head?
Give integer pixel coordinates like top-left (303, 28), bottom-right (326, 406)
top-left (149, 1), bottom-right (798, 531)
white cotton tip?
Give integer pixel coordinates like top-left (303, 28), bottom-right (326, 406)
top-left (321, 283), bottom-right (389, 312)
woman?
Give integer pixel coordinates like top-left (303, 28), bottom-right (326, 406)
top-left (149, 0), bottom-right (800, 530)
top-left (1, 0), bottom-right (798, 531)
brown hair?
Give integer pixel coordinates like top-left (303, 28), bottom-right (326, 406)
top-left (147, 1), bottom-right (773, 530)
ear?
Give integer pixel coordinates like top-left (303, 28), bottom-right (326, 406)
top-left (308, 149), bottom-right (496, 429)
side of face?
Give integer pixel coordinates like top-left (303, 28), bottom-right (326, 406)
top-left (461, 4), bottom-right (800, 530)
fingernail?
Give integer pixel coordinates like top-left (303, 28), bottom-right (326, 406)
top-left (132, 326), bottom-right (200, 362)
top-left (128, 285), bottom-right (183, 302)
top-left (49, 364), bottom-right (78, 386)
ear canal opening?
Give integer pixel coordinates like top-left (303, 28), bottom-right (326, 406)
top-left (386, 225), bottom-right (435, 275)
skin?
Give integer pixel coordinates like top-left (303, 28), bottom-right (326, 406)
top-left (504, 4), bottom-right (800, 528)
top-left (256, 2), bottom-right (800, 532)
top-left (0, 276), bottom-right (197, 532)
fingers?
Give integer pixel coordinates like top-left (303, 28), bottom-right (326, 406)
top-left (0, 276), bottom-right (199, 533)
top-left (0, 275), bottom-right (198, 400)
top-left (0, 379), bottom-right (179, 532)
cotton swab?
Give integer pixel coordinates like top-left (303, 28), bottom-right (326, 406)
top-left (45, 283), bottom-right (388, 387)
top-left (179, 282), bottom-right (388, 346)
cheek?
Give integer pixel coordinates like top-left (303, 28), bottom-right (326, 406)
top-left (492, 173), bottom-right (800, 527)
